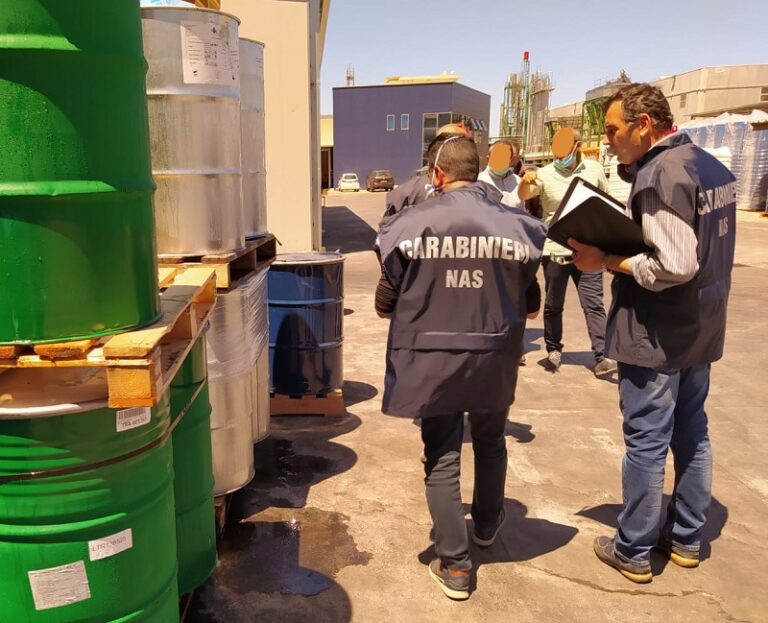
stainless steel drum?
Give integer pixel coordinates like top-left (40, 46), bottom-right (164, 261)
top-left (206, 272), bottom-right (267, 493)
top-left (209, 372), bottom-right (254, 495)
top-left (250, 345), bottom-right (271, 443)
top-left (239, 38), bottom-right (268, 238)
top-left (142, 6), bottom-right (245, 255)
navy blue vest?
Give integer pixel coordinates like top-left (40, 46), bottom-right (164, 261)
top-left (606, 133), bottom-right (736, 369)
top-left (377, 182), bottom-right (547, 418)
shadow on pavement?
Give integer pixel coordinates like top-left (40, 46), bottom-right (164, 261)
top-left (322, 205), bottom-right (377, 254)
top-left (576, 496), bottom-right (728, 574)
top-left (184, 414), bottom-right (365, 622)
top-left (417, 498), bottom-right (579, 588)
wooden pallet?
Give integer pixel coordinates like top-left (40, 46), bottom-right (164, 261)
top-left (158, 235), bottom-right (276, 290)
top-left (0, 266), bottom-right (217, 408)
top-left (270, 389), bottom-right (345, 417)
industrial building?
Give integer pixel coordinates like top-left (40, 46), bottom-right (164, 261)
top-left (332, 75), bottom-right (490, 188)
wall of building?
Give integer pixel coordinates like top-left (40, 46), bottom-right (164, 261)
top-left (652, 65), bottom-right (768, 122)
top-left (333, 82), bottom-right (490, 186)
top-left (222, 0), bottom-right (323, 251)
top-left (333, 83), bottom-right (452, 185)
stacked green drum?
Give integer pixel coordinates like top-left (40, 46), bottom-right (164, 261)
top-left (0, 370), bottom-right (178, 622)
top-left (170, 337), bottom-right (217, 596)
top-left (0, 0), bottom-right (159, 344)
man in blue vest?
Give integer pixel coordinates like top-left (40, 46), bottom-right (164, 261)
top-left (376, 134), bottom-right (546, 599)
top-left (570, 83), bottom-right (736, 583)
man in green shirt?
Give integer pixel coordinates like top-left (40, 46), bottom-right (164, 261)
top-left (518, 127), bottom-right (617, 378)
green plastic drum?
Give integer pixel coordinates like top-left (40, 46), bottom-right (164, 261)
top-left (0, 370), bottom-right (179, 622)
top-left (0, 0), bottom-right (160, 344)
top-left (170, 338), bottom-right (216, 595)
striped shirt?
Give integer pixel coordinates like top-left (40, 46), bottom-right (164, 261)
top-left (628, 188), bottom-right (699, 291)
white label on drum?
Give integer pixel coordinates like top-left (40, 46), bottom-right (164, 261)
top-left (88, 528), bottom-right (133, 562)
top-left (180, 20), bottom-right (240, 87)
top-left (28, 561), bottom-right (91, 611)
top-left (116, 407), bottom-right (151, 432)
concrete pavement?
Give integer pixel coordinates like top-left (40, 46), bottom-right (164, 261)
top-left (187, 191), bottom-right (768, 623)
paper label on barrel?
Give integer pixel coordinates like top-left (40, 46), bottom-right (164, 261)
top-left (28, 561), bottom-right (91, 611)
top-left (116, 407), bottom-right (151, 432)
top-left (180, 20), bottom-right (240, 87)
top-left (88, 528), bottom-right (133, 562)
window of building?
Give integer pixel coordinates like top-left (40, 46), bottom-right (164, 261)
top-left (400, 113), bottom-right (409, 131)
top-left (761, 87), bottom-right (768, 103)
top-left (679, 93), bottom-right (687, 109)
top-left (386, 114), bottom-right (395, 131)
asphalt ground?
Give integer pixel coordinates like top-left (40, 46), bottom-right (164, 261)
top-left (187, 190), bottom-right (768, 623)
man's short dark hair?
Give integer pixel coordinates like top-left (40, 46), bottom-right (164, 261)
top-left (427, 134), bottom-right (479, 183)
top-left (604, 83), bottom-right (674, 131)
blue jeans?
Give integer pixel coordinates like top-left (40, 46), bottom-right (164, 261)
top-left (421, 410), bottom-right (508, 571)
top-left (615, 363), bottom-right (712, 564)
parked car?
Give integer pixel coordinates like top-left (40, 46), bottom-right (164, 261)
top-left (366, 169), bottom-right (395, 192)
top-left (337, 173), bottom-right (360, 192)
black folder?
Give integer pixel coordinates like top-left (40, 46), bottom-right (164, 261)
top-left (547, 177), bottom-right (650, 256)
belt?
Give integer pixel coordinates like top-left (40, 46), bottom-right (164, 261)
top-left (548, 254), bottom-right (573, 265)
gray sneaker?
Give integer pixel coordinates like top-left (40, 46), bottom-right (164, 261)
top-left (546, 350), bottom-right (562, 371)
top-left (593, 536), bottom-right (652, 583)
top-left (428, 559), bottom-right (470, 600)
top-left (594, 358), bottom-right (617, 378)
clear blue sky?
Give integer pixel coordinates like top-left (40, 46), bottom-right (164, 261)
top-left (320, 0), bottom-right (768, 135)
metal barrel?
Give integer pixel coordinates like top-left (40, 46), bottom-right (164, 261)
top-left (142, 6), bottom-right (245, 256)
top-left (209, 372), bottom-right (255, 495)
top-left (251, 345), bottom-right (271, 443)
top-left (206, 278), bottom-right (268, 494)
top-left (268, 252), bottom-right (345, 395)
top-left (0, 369), bottom-right (178, 622)
top-left (0, 0), bottom-right (160, 344)
top-left (239, 38), bottom-right (268, 238)
top-left (170, 337), bottom-right (216, 596)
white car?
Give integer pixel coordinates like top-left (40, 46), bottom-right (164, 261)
top-left (337, 173), bottom-right (360, 192)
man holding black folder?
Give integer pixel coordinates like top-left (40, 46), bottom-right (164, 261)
top-left (570, 83), bottom-right (736, 584)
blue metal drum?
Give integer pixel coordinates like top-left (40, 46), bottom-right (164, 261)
top-left (268, 252), bottom-right (344, 395)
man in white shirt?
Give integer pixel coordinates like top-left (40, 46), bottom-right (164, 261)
top-left (477, 140), bottom-right (523, 209)
top-left (518, 127), bottom-right (617, 378)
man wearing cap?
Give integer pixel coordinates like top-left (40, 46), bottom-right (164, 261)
top-left (478, 139), bottom-right (523, 209)
top-left (518, 127), bottom-right (617, 378)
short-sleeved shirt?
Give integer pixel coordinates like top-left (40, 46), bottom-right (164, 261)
top-left (531, 158), bottom-right (609, 256)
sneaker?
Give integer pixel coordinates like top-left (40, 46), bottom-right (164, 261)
top-left (428, 559), bottom-right (470, 600)
top-left (594, 358), bottom-right (617, 378)
top-left (546, 350), bottom-right (562, 371)
top-left (593, 536), bottom-right (652, 584)
top-left (472, 509), bottom-right (506, 547)
top-left (655, 538), bottom-right (700, 568)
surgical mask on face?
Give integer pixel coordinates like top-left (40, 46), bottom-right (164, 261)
top-left (490, 166), bottom-right (512, 177)
top-left (553, 150), bottom-right (577, 171)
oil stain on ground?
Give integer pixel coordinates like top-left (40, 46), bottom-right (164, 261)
top-left (183, 431), bottom-right (369, 622)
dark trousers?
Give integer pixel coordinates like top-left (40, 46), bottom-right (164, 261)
top-left (543, 257), bottom-right (607, 362)
top-left (421, 410), bottom-right (508, 571)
